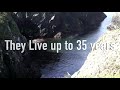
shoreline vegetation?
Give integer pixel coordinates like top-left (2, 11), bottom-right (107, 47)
top-left (71, 13), bottom-right (120, 78)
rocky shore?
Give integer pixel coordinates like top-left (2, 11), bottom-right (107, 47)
top-left (0, 12), bottom-right (106, 78)
top-left (72, 14), bottom-right (120, 78)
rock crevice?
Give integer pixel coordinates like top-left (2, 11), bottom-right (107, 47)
top-left (0, 12), bottom-right (106, 78)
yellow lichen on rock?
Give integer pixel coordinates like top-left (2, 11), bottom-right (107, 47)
top-left (0, 12), bottom-right (8, 24)
top-left (72, 29), bottom-right (120, 78)
top-left (72, 13), bottom-right (120, 78)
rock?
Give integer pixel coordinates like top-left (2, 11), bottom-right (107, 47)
top-left (64, 72), bottom-right (71, 78)
top-left (32, 38), bottom-right (45, 43)
top-left (71, 29), bottom-right (120, 78)
top-left (8, 12), bottom-right (106, 78)
top-left (0, 12), bottom-right (41, 78)
top-left (107, 14), bottom-right (120, 30)
top-left (71, 14), bottom-right (120, 78)
top-left (111, 13), bottom-right (120, 27)
top-left (12, 12), bottom-right (106, 40)
top-left (0, 12), bottom-right (25, 78)
top-left (107, 24), bottom-right (117, 30)
top-left (54, 32), bottom-right (61, 39)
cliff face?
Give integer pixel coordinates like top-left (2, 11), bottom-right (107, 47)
top-left (0, 12), bottom-right (41, 78)
top-left (0, 12), bottom-right (106, 78)
top-left (72, 14), bottom-right (120, 78)
top-left (0, 12), bottom-right (26, 78)
top-left (12, 12), bottom-right (106, 40)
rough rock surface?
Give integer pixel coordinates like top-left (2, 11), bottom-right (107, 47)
top-left (0, 12), bottom-right (41, 78)
top-left (12, 12), bottom-right (106, 40)
top-left (0, 12), bottom-right (106, 78)
top-left (71, 14), bottom-right (120, 78)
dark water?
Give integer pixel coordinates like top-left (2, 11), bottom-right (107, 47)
top-left (40, 12), bottom-right (115, 78)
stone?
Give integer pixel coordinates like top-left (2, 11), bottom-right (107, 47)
top-left (0, 12), bottom-right (42, 78)
top-left (54, 32), bottom-right (61, 39)
top-left (12, 12), bottom-right (106, 40)
top-left (0, 12), bottom-right (107, 78)
top-left (72, 30), bottom-right (120, 78)
top-left (72, 14), bottom-right (120, 78)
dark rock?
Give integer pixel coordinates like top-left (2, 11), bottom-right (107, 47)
top-left (12, 12), bottom-right (106, 40)
top-left (0, 12), bottom-right (41, 78)
top-left (0, 12), bottom-right (106, 78)
top-left (54, 32), bottom-right (61, 39)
